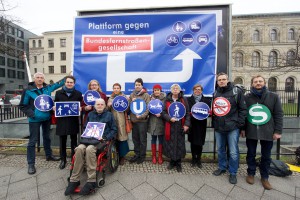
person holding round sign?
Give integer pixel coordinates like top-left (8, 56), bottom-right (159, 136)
top-left (147, 84), bottom-right (166, 164)
top-left (212, 72), bottom-right (247, 184)
top-left (128, 78), bottom-right (150, 164)
top-left (187, 84), bottom-right (212, 168)
top-left (162, 84), bottom-right (190, 172)
top-left (19, 72), bottom-right (66, 175)
top-left (54, 75), bottom-right (83, 169)
top-left (107, 83), bottom-right (130, 165)
top-left (82, 80), bottom-right (107, 124)
top-left (240, 75), bottom-right (283, 190)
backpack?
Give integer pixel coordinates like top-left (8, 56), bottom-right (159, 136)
top-left (268, 160), bottom-right (293, 177)
top-left (214, 86), bottom-right (240, 104)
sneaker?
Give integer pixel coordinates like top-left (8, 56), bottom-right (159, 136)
top-left (167, 161), bottom-right (175, 170)
top-left (129, 155), bottom-right (139, 163)
top-left (28, 164), bottom-right (36, 175)
top-left (212, 169), bottom-right (226, 176)
top-left (261, 179), bottom-right (272, 190)
top-left (246, 175), bottom-right (254, 185)
top-left (136, 157), bottom-right (145, 164)
top-left (176, 163), bottom-right (182, 172)
top-left (229, 174), bottom-right (237, 184)
top-left (64, 181), bottom-right (80, 196)
top-left (79, 182), bottom-right (96, 195)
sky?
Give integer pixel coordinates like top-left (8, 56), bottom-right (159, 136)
top-left (4, 0), bottom-right (300, 35)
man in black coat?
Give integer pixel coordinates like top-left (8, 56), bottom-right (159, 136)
top-left (54, 75), bottom-right (83, 169)
top-left (212, 72), bottom-right (247, 184)
top-left (241, 75), bottom-right (283, 190)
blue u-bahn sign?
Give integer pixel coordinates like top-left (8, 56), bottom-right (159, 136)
top-left (73, 12), bottom-right (219, 96)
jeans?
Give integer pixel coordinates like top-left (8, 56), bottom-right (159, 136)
top-left (27, 120), bottom-right (52, 165)
top-left (246, 138), bottom-right (273, 179)
top-left (215, 129), bottom-right (240, 175)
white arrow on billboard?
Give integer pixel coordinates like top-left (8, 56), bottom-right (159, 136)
top-left (106, 48), bottom-right (202, 91)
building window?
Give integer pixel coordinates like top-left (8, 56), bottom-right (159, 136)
top-left (7, 48), bottom-right (15, 57)
top-left (8, 69), bottom-right (16, 78)
top-left (269, 51), bottom-right (278, 67)
top-left (17, 30), bottom-right (24, 38)
top-left (270, 29), bottom-right (278, 41)
top-left (60, 52), bottom-right (66, 61)
top-left (0, 56), bottom-right (5, 66)
top-left (32, 40), bottom-right (36, 48)
top-left (0, 32), bottom-right (5, 42)
top-left (7, 58), bottom-right (16, 68)
top-left (34, 56), bottom-right (37, 63)
top-left (60, 38), bottom-right (66, 47)
top-left (0, 68), bottom-right (5, 77)
top-left (7, 36), bottom-right (15, 45)
top-left (48, 39), bottom-right (54, 48)
top-left (48, 53), bottom-right (54, 61)
top-left (8, 26), bottom-right (15, 35)
top-left (268, 77), bottom-right (277, 91)
top-left (34, 68), bottom-right (37, 73)
top-left (287, 50), bottom-right (296, 66)
top-left (288, 28), bottom-right (295, 40)
top-left (19, 85), bottom-right (23, 89)
top-left (38, 40), bottom-right (42, 47)
top-left (48, 66), bottom-right (54, 74)
top-left (17, 61), bottom-right (25, 69)
top-left (234, 77), bottom-right (243, 85)
top-left (285, 77), bottom-right (295, 92)
top-left (252, 51), bottom-right (260, 67)
top-left (17, 71), bottom-right (25, 79)
top-left (235, 52), bottom-right (243, 68)
top-left (60, 65), bottom-right (66, 73)
top-left (236, 30), bottom-right (243, 42)
top-left (253, 30), bottom-right (260, 42)
top-left (17, 40), bottom-right (24, 49)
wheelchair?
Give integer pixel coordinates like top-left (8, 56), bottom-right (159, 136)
top-left (68, 139), bottom-right (119, 192)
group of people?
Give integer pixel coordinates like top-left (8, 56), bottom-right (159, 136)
top-left (18, 71), bottom-right (283, 195)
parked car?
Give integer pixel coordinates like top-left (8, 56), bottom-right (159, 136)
top-left (0, 98), bottom-right (3, 106)
top-left (9, 95), bottom-right (21, 105)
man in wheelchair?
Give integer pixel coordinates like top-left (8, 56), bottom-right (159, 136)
top-left (65, 98), bottom-right (117, 196)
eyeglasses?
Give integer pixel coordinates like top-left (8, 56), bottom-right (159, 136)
top-left (91, 84), bottom-right (98, 86)
top-left (217, 78), bottom-right (227, 81)
top-left (194, 88), bottom-right (202, 91)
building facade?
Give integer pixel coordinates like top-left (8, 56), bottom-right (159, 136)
top-left (28, 30), bottom-right (73, 84)
top-left (0, 20), bottom-right (37, 94)
top-left (231, 12), bottom-right (300, 93)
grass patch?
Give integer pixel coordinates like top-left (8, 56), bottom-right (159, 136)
top-left (282, 103), bottom-right (298, 116)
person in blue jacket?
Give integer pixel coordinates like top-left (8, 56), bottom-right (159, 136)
top-left (19, 72), bottom-right (65, 175)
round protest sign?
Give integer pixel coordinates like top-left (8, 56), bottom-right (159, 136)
top-left (247, 104), bottom-right (271, 125)
top-left (34, 95), bottom-right (54, 111)
top-left (191, 102), bottom-right (210, 120)
top-left (148, 99), bottom-right (163, 115)
top-left (112, 96), bottom-right (128, 112)
top-left (213, 97), bottom-right (231, 116)
top-left (83, 90), bottom-right (101, 106)
top-left (130, 99), bottom-right (147, 115)
top-left (168, 102), bottom-right (186, 120)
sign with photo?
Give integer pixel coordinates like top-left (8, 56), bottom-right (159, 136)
top-left (81, 122), bottom-right (106, 140)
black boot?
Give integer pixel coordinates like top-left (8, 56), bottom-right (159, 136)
top-left (59, 158), bottom-right (66, 169)
top-left (190, 155), bottom-right (197, 167)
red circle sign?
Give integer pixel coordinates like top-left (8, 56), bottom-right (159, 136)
top-left (213, 97), bottom-right (231, 116)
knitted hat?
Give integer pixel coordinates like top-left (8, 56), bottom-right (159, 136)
top-left (153, 84), bottom-right (162, 91)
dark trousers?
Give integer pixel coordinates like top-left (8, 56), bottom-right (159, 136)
top-left (27, 120), bottom-right (52, 165)
top-left (132, 122), bottom-right (147, 158)
top-left (59, 134), bottom-right (77, 159)
top-left (190, 143), bottom-right (203, 161)
top-left (151, 135), bottom-right (163, 145)
top-left (246, 138), bottom-right (273, 179)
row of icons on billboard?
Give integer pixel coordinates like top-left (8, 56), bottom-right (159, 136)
top-left (166, 21), bottom-right (209, 46)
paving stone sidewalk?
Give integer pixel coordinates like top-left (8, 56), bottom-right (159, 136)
top-left (0, 154), bottom-right (299, 200)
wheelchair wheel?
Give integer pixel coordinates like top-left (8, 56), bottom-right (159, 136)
top-left (98, 179), bottom-right (105, 187)
top-left (107, 140), bottom-right (119, 173)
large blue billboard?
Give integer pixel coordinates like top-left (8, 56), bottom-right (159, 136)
top-left (73, 12), bottom-right (220, 96)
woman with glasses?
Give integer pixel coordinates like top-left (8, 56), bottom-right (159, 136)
top-left (187, 84), bottom-right (211, 168)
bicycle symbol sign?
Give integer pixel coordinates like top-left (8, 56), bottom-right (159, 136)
top-left (112, 96), bottom-right (128, 112)
top-left (213, 97), bottom-right (231, 117)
